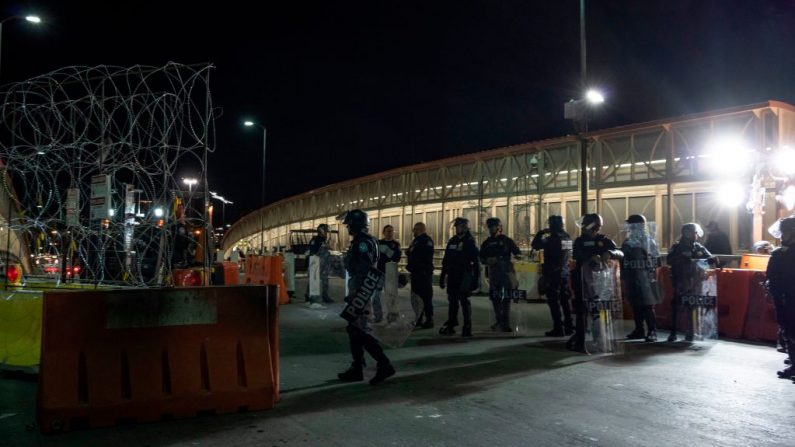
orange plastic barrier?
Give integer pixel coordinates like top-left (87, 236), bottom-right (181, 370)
top-left (742, 271), bottom-right (778, 342)
top-left (37, 285), bottom-right (280, 433)
top-left (714, 269), bottom-right (753, 339)
top-left (244, 256), bottom-right (289, 304)
top-left (212, 261), bottom-right (240, 285)
top-left (739, 254), bottom-right (770, 270)
top-left (269, 256), bottom-right (290, 304)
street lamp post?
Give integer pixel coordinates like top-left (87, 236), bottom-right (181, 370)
top-left (0, 15), bottom-right (42, 79)
top-left (183, 177), bottom-right (198, 194)
top-left (209, 191), bottom-right (233, 229)
top-left (244, 120), bottom-right (267, 253)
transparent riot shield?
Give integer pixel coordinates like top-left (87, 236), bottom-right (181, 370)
top-left (582, 259), bottom-right (624, 354)
top-left (485, 288), bottom-right (532, 334)
top-left (672, 259), bottom-right (718, 345)
top-left (621, 222), bottom-right (662, 307)
top-left (308, 255), bottom-right (321, 300)
top-left (283, 252), bottom-right (296, 297)
top-left (514, 261), bottom-right (541, 302)
top-left (370, 262), bottom-right (415, 347)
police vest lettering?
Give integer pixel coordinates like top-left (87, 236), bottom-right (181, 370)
top-left (562, 240), bottom-right (573, 251)
top-left (379, 243), bottom-right (395, 258)
top-left (340, 268), bottom-right (383, 322)
top-left (679, 294), bottom-right (717, 307)
top-left (586, 299), bottom-right (622, 313)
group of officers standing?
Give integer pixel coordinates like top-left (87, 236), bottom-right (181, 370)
top-left (312, 207), bottom-right (795, 384)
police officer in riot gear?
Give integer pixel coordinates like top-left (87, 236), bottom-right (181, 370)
top-left (568, 213), bottom-right (623, 353)
top-left (621, 214), bottom-right (661, 342)
top-left (765, 215), bottom-right (795, 380)
top-left (306, 223), bottom-right (333, 303)
top-left (439, 217), bottom-right (481, 337)
top-left (407, 222), bottom-right (435, 329)
top-left (666, 223), bottom-right (715, 342)
top-left (480, 217), bottom-right (522, 332)
top-left (531, 215), bottom-right (574, 337)
top-left (375, 225), bottom-right (401, 322)
top-left (337, 209), bottom-right (395, 385)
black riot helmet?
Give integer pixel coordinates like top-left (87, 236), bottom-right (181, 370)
top-left (486, 217), bottom-right (502, 228)
top-left (769, 215), bottom-right (795, 240)
top-left (626, 214), bottom-right (646, 224)
top-left (341, 209), bottom-right (369, 234)
top-left (577, 213), bottom-right (603, 230)
top-left (548, 215), bottom-right (564, 231)
top-left (317, 223), bottom-right (329, 234)
top-left (452, 217), bottom-right (469, 227)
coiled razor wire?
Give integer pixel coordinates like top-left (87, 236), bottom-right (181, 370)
top-left (0, 62), bottom-right (216, 286)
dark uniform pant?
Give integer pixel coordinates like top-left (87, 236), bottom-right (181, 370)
top-left (545, 275), bottom-right (573, 330)
top-left (346, 324), bottom-right (389, 369)
top-left (490, 288), bottom-right (511, 329)
top-left (447, 292), bottom-right (472, 330)
top-left (411, 272), bottom-right (434, 320)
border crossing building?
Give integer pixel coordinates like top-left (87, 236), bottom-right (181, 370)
top-left (221, 101), bottom-right (795, 258)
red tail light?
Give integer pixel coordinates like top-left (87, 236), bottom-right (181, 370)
top-left (7, 265), bottom-right (19, 283)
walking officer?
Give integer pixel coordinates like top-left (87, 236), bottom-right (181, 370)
top-left (336, 209), bottom-right (395, 385)
top-left (531, 215), bottom-right (574, 337)
top-left (480, 217), bottom-right (522, 332)
top-left (407, 222), bottom-right (435, 329)
top-left (439, 217), bottom-right (481, 337)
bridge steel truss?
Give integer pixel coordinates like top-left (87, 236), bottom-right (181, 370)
top-left (222, 101), bottom-right (795, 257)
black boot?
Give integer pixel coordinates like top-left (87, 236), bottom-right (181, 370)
top-left (645, 330), bottom-right (658, 342)
top-left (545, 327), bottom-right (566, 337)
top-left (420, 317), bottom-right (434, 329)
top-left (369, 363), bottom-right (396, 385)
top-left (461, 324), bottom-right (472, 337)
top-left (777, 365), bottom-right (795, 379)
top-left (337, 365), bottom-right (364, 382)
top-left (439, 321), bottom-right (455, 336)
top-left (626, 328), bottom-right (645, 340)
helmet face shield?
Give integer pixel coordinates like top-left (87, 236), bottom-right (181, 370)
top-left (682, 223), bottom-right (704, 239)
top-left (576, 213), bottom-right (603, 230)
top-left (768, 216), bottom-right (795, 239)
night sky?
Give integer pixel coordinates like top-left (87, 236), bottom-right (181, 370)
top-left (3, 1), bottom-right (795, 224)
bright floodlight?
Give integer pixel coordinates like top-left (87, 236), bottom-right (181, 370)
top-left (705, 136), bottom-right (752, 175)
top-left (25, 15), bottom-right (41, 23)
top-left (586, 89), bottom-right (605, 104)
top-left (717, 182), bottom-right (746, 207)
top-left (773, 148), bottom-right (795, 175)
top-left (244, 121), bottom-right (255, 127)
top-left (183, 178), bottom-right (198, 186)
top-left (154, 207), bottom-right (164, 217)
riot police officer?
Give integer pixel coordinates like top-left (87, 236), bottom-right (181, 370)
top-left (337, 209), bottom-right (395, 385)
top-left (306, 223), bottom-right (333, 304)
top-left (439, 217), bottom-right (481, 337)
top-left (407, 222), bottom-right (435, 328)
top-left (765, 215), bottom-right (795, 380)
top-left (480, 217), bottom-right (522, 332)
top-left (531, 215), bottom-right (574, 337)
top-left (568, 213), bottom-right (623, 353)
top-left (666, 223), bottom-right (715, 342)
top-left (621, 214), bottom-right (661, 342)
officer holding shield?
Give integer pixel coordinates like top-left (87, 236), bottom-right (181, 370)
top-left (306, 223), bottom-right (333, 304)
top-left (666, 223), bottom-right (715, 342)
top-left (439, 217), bottom-right (481, 337)
top-left (480, 217), bottom-right (522, 332)
top-left (374, 225), bottom-right (401, 323)
top-left (337, 209), bottom-right (395, 385)
top-left (568, 213), bottom-right (623, 353)
top-left (621, 214), bottom-right (661, 342)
